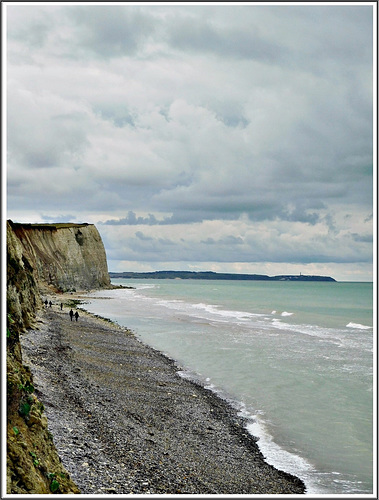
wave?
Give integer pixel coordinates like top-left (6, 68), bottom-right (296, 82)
top-left (270, 310), bottom-right (294, 317)
top-left (134, 283), bottom-right (158, 290)
top-left (94, 288), bottom-right (372, 350)
top-left (346, 322), bottom-right (371, 330)
top-left (245, 419), bottom-right (322, 494)
top-left (178, 369), bottom-right (319, 494)
top-left (153, 298), bottom-right (266, 323)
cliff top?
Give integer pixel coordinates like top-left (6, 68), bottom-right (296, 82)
top-left (9, 221), bottom-right (91, 230)
top-left (7, 220), bottom-right (111, 291)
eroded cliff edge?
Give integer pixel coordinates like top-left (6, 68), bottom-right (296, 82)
top-left (9, 221), bottom-right (111, 292)
top-left (6, 219), bottom-right (111, 494)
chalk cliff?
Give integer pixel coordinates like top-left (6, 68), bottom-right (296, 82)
top-left (8, 221), bottom-right (111, 291)
top-left (7, 221), bottom-right (42, 333)
top-left (6, 220), bottom-right (112, 494)
top-left (6, 220), bottom-right (80, 494)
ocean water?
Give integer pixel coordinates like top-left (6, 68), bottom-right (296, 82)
top-left (83, 279), bottom-right (374, 495)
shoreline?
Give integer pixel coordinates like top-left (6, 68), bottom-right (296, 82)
top-left (19, 291), bottom-right (306, 495)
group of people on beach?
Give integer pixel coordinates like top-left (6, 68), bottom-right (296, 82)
top-left (69, 309), bottom-right (79, 322)
top-left (43, 298), bottom-right (79, 321)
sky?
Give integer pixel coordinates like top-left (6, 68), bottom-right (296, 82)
top-left (4, 2), bottom-right (376, 281)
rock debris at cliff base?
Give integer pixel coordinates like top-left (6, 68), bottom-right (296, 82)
top-left (20, 300), bottom-right (306, 495)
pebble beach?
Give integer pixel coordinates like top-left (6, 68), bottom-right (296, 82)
top-left (19, 295), bottom-right (306, 495)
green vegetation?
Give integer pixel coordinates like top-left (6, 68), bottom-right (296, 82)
top-left (10, 222), bottom-right (90, 230)
top-left (30, 451), bottom-right (40, 467)
top-left (65, 298), bottom-right (83, 308)
top-left (7, 314), bottom-right (15, 338)
top-left (19, 398), bottom-right (32, 418)
top-left (19, 381), bottom-right (35, 394)
top-left (50, 479), bottom-right (60, 493)
top-left (48, 473), bottom-right (61, 493)
top-left (110, 270), bottom-right (337, 282)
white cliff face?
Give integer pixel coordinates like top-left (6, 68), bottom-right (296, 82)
top-left (9, 222), bottom-right (111, 291)
top-left (7, 221), bottom-right (42, 331)
top-left (6, 221), bottom-right (82, 494)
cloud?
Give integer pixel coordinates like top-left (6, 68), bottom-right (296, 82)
top-left (7, 89), bottom-right (89, 170)
top-left (201, 235), bottom-right (244, 246)
top-left (135, 231), bottom-right (153, 242)
top-left (350, 233), bottom-right (373, 243)
top-left (5, 4), bottom-right (374, 280)
top-left (41, 214), bottom-right (78, 223)
top-left (68, 6), bottom-right (157, 59)
top-left (102, 211), bottom-right (194, 226)
top-left (103, 212), bottom-right (160, 225)
top-left (166, 12), bottom-right (285, 63)
top-left (99, 211), bottom-right (373, 269)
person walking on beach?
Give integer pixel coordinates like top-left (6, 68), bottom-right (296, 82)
top-left (49, 301), bottom-right (52, 307)
top-left (74, 311), bottom-right (79, 322)
top-left (60, 303), bottom-right (63, 310)
top-left (69, 309), bottom-right (74, 321)
top-left (45, 300), bottom-right (48, 307)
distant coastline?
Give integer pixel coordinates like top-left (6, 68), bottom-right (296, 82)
top-left (109, 271), bottom-right (336, 282)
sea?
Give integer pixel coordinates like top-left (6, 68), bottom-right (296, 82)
top-left (83, 279), bottom-right (375, 496)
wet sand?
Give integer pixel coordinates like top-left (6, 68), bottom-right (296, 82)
top-left (20, 296), bottom-right (306, 495)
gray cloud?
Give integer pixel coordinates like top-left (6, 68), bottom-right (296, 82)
top-left (41, 214), bottom-right (78, 223)
top-left (100, 219), bottom-right (372, 267)
top-left (103, 212), bottom-right (160, 225)
top-left (5, 3), bottom-right (374, 280)
top-left (68, 6), bottom-right (156, 59)
top-left (351, 233), bottom-right (373, 243)
top-left (135, 231), bottom-right (153, 242)
top-left (7, 6), bottom-right (54, 48)
top-left (201, 236), bottom-right (244, 246)
top-left (167, 14), bottom-right (285, 63)
top-left (102, 212), bottom-right (187, 226)
top-left (93, 104), bottom-right (136, 128)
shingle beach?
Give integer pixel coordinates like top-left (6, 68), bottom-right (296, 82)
top-left (20, 296), bottom-right (306, 495)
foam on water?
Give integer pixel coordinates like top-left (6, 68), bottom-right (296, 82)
top-left (136, 284), bottom-right (157, 290)
top-left (245, 418), bottom-right (322, 494)
top-left (154, 298), bottom-right (266, 323)
top-left (346, 322), bottom-right (372, 330)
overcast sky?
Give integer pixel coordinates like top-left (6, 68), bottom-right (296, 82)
top-left (4, 2), bottom-right (375, 281)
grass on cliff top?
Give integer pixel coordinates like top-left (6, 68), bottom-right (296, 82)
top-left (12, 223), bottom-right (90, 229)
